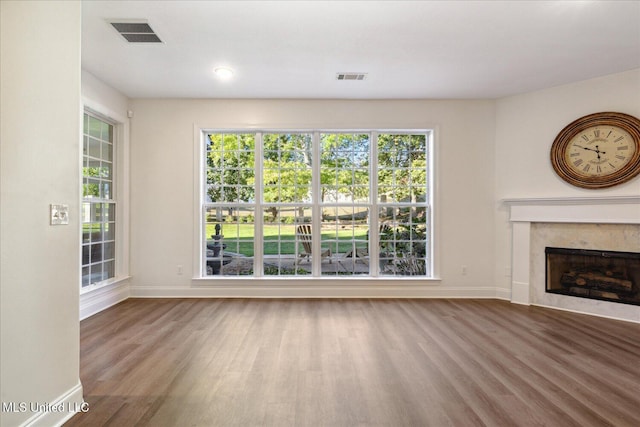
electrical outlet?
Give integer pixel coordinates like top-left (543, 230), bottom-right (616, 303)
top-left (461, 265), bottom-right (468, 275)
top-left (50, 204), bottom-right (69, 225)
top-left (177, 265), bottom-right (183, 275)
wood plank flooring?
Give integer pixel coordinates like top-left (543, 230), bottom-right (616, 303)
top-left (65, 299), bottom-right (640, 426)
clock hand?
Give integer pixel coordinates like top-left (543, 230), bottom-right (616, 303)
top-left (574, 144), bottom-right (598, 152)
top-left (574, 144), bottom-right (606, 157)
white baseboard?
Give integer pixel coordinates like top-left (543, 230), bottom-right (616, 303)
top-left (19, 380), bottom-right (84, 427)
top-left (130, 283), bottom-right (498, 299)
top-left (532, 303), bottom-right (640, 324)
top-left (494, 287), bottom-right (511, 301)
top-left (80, 279), bottom-right (130, 320)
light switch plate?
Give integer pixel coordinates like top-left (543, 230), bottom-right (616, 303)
top-left (50, 204), bottom-right (69, 225)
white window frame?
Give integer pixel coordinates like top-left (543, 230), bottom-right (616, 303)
top-left (195, 128), bottom-right (435, 281)
top-left (80, 105), bottom-right (130, 293)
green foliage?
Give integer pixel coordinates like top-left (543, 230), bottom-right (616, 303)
top-left (389, 254), bottom-right (427, 276)
top-left (377, 134), bottom-right (427, 202)
top-left (206, 133), bottom-right (255, 202)
top-left (263, 134), bottom-right (313, 203)
top-left (206, 133), bottom-right (427, 205)
top-left (320, 134), bottom-right (370, 202)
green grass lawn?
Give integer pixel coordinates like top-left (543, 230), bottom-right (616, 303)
top-left (206, 223), bottom-right (368, 257)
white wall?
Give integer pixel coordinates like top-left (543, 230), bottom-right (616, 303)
top-left (494, 69), bottom-right (640, 296)
top-left (1, 2), bottom-right (83, 426)
top-left (128, 99), bottom-right (497, 297)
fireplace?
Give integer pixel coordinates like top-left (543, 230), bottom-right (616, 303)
top-left (504, 196), bottom-right (640, 323)
top-left (546, 247), bottom-right (640, 306)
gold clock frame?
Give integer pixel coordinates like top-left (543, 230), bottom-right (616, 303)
top-left (550, 112), bottom-right (640, 189)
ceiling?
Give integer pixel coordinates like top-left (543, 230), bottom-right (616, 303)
top-left (82, 1), bottom-right (640, 99)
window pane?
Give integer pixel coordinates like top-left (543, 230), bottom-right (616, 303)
top-left (320, 207), bottom-right (370, 276)
top-left (82, 245), bottom-right (90, 265)
top-left (104, 222), bottom-right (115, 241)
top-left (204, 207), bottom-right (254, 276)
top-left (378, 134), bottom-right (427, 204)
top-left (90, 243), bottom-right (102, 264)
top-left (205, 133), bottom-right (255, 203)
top-left (87, 137), bottom-right (101, 158)
top-left (263, 206), bottom-right (311, 276)
top-left (100, 182), bottom-right (111, 199)
top-left (82, 112), bottom-right (117, 287)
top-left (88, 116), bottom-right (102, 138)
top-left (82, 266), bottom-right (91, 287)
top-left (90, 263), bottom-right (104, 283)
top-left (320, 134), bottom-right (370, 203)
top-left (379, 207), bottom-right (429, 276)
top-left (103, 142), bottom-right (113, 162)
top-left (263, 134), bottom-right (312, 203)
top-left (103, 242), bottom-right (115, 261)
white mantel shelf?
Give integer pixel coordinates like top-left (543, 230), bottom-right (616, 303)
top-left (503, 196), bottom-right (640, 224)
top-left (503, 195), bottom-right (640, 311)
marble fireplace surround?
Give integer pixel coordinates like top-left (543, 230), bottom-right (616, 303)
top-left (504, 196), bottom-right (640, 323)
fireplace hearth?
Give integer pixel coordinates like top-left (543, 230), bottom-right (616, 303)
top-left (546, 247), bottom-right (640, 306)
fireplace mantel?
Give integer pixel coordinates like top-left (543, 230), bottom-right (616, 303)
top-left (503, 196), bottom-right (640, 319)
top-left (503, 196), bottom-right (640, 224)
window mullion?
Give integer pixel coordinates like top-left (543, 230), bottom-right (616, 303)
top-left (254, 132), bottom-right (264, 276)
top-left (311, 131), bottom-right (322, 277)
top-left (370, 132), bottom-right (380, 276)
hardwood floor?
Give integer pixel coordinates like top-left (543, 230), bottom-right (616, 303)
top-left (66, 299), bottom-right (640, 426)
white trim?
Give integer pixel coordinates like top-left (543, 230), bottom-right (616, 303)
top-left (81, 98), bottom-right (131, 294)
top-left (254, 132), bottom-right (265, 276)
top-left (503, 196), bottom-right (640, 223)
top-left (193, 124), bottom-right (204, 277)
top-left (80, 278), bottom-right (130, 320)
top-left (428, 128), bottom-right (439, 278)
top-left (510, 221), bottom-right (531, 304)
top-left (494, 287), bottom-right (511, 301)
top-left (532, 303), bottom-right (640, 324)
top-left (129, 283), bottom-right (504, 299)
top-left (19, 381), bottom-right (84, 427)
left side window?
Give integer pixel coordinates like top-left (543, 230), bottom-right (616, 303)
top-left (82, 111), bottom-right (116, 288)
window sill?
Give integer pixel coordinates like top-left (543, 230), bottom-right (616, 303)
top-left (80, 275), bottom-right (130, 296)
top-left (193, 276), bottom-right (442, 286)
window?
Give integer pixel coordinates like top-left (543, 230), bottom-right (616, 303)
top-left (82, 112), bottom-right (116, 287)
top-left (202, 130), bottom-right (431, 278)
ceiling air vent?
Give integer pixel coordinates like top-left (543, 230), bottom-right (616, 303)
top-left (110, 22), bottom-right (163, 43)
top-left (336, 73), bottom-right (367, 81)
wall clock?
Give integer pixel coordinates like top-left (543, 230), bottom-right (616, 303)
top-left (550, 112), bottom-right (640, 189)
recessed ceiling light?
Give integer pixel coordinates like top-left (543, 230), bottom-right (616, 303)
top-left (214, 67), bottom-right (234, 80)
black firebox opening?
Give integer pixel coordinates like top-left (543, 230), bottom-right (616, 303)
top-left (545, 247), bottom-right (640, 306)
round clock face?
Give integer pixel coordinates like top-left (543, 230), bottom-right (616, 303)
top-left (551, 112), bottom-right (640, 189)
top-left (565, 126), bottom-right (636, 177)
